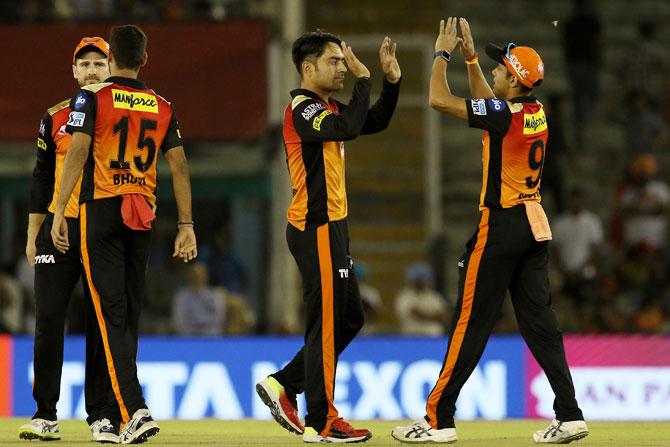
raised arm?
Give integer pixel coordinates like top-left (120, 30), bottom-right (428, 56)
top-left (429, 18), bottom-right (468, 120)
top-left (359, 36), bottom-right (402, 134)
top-left (459, 18), bottom-right (495, 99)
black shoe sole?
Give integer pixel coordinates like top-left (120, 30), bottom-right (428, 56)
top-left (256, 383), bottom-right (302, 435)
top-left (128, 426), bottom-right (159, 444)
top-left (560, 431), bottom-right (589, 444)
top-left (19, 432), bottom-right (60, 441)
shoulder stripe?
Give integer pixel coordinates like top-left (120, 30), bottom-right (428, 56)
top-left (82, 82), bottom-right (113, 93)
top-left (47, 99), bottom-right (70, 116)
top-left (291, 95), bottom-right (311, 110)
top-left (508, 101), bottom-right (523, 113)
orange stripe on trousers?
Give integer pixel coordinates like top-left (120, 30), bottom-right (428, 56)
top-left (80, 203), bottom-right (131, 423)
top-left (426, 208), bottom-right (490, 427)
top-left (317, 223), bottom-right (339, 436)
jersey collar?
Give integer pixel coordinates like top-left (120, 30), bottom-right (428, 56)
top-left (510, 95), bottom-right (537, 103)
top-left (290, 88), bottom-right (335, 106)
top-left (105, 76), bottom-right (147, 90)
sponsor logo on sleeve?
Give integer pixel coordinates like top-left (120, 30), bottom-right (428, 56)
top-left (471, 99), bottom-right (487, 116)
top-left (112, 89), bottom-right (158, 113)
top-left (38, 120), bottom-right (45, 136)
top-left (312, 110), bottom-right (332, 131)
top-left (37, 138), bottom-right (47, 151)
top-left (74, 93), bottom-right (87, 111)
top-left (66, 111), bottom-right (86, 127)
top-left (301, 103), bottom-right (324, 120)
top-left (523, 109), bottom-right (547, 135)
top-left (487, 98), bottom-right (507, 112)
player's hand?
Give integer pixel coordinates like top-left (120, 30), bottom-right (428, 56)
top-left (50, 212), bottom-right (69, 254)
top-left (379, 36), bottom-right (401, 83)
top-left (341, 41), bottom-right (370, 79)
top-left (435, 17), bottom-right (462, 53)
top-left (173, 226), bottom-right (197, 263)
top-left (25, 241), bottom-right (36, 267)
top-left (458, 18), bottom-right (476, 59)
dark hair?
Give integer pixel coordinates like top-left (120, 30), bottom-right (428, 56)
top-left (291, 30), bottom-right (342, 75)
top-left (109, 25), bottom-right (147, 71)
top-left (505, 70), bottom-right (534, 93)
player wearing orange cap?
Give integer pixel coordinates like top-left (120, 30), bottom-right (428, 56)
top-left (19, 37), bottom-right (120, 443)
top-left (392, 18), bottom-right (588, 444)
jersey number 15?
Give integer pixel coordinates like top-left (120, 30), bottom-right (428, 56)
top-left (110, 117), bottom-right (157, 172)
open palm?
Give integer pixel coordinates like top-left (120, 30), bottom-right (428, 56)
top-left (379, 36), bottom-right (401, 83)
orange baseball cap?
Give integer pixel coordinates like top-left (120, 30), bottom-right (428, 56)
top-left (72, 36), bottom-right (109, 63)
top-left (485, 42), bottom-right (544, 88)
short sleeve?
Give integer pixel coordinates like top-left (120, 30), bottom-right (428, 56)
top-left (161, 109), bottom-right (183, 153)
top-left (65, 90), bottom-right (97, 136)
top-left (466, 98), bottom-right (512, 135)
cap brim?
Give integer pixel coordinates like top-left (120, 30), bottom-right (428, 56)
top-left (485, 43), bottom-right (505, 63)
top-left (74, 45), bottom-right (107, 61)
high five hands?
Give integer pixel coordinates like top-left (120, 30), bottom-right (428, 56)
top-left (379, 36), bottom-right (401, 83)
top-left (341, 36), bottom-right (401, 83)
top-left (435, 17), bottom-right (476, 59)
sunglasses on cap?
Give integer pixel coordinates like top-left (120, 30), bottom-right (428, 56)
top-left (504, 42), bottom-right (517, 61)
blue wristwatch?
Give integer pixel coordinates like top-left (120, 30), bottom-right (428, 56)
top-left (434, 50), bottom-right (450, 62)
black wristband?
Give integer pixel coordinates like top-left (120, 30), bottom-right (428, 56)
top-left (434, 50), bottom-right (450, 62)
top-left (177, 221), bottom-right (194, 226)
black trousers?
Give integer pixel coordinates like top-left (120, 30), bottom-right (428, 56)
top-left (32, 213), bottom-right (106, 423)
top-left (274, 220), bottom-right (364, 435)
top-left (425, 206), bottom-right (583, 428)
top-left (80, 197), bottom-right (151, 427)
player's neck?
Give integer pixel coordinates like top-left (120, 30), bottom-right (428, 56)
top-left (301, 81), bottom-right (331, 102)
top-left (111, 68), bottom-right (140, 79)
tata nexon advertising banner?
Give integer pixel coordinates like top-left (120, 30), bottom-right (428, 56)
top-left (10, 337), bottom-right (524, 420)
top-left (5, 336), bottom-right (670, 420)
top-left (526, 336), bottom-right (670, 420)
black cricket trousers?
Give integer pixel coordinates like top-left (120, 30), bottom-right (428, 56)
top-left (80, 197), bottom-right (151, 427)
top-left (425, 205), bottom-right (583, 428)
top-left (32, 213), bottom-right (106, 424)
top-left (274, 220), bottom-right (365, 435)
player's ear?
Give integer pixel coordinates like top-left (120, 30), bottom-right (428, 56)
top-left (141, 52), bottom-right (148, 68)
top-left (302, 60), bottom-right (313, 78)
top-left (72, 64), bottom-right (77, 80)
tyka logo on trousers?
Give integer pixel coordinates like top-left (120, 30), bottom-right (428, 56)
top-left (34, 255), bottom-right (55, 264)
top-left (338, 269), bottom-right (349, 278)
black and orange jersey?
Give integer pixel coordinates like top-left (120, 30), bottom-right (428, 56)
top-left (65, 76), bottom-right (182, 208)
top-left (284, 77), bottom-right (400, 230)
top-left (29, 99), bottom-right (83, 219)
top-left (466, 95), bottom-right (548, 210)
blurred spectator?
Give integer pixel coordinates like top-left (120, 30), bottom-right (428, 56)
top-left (618, 93), bottom-right (668, 160)
top-left (172, 262), bottom-right (226, 336)
top-left (222, 290), bottom-right (256, 335)
top-left (0, 266), bottom-right (24, 333)
top-left (588, 276), bottom-right (630, 332)
top-left (204, 225), bottom-right (247, 295)
top-left (542, 94), bottom-right (570, 213)
top-left (552, 187), bottom-right (603, 305)
top-left (354, 262), bottom-right (385, 334)
top-left (394, 263), bottom-right (448, 336)
top-left (14, 256), bottom-right (36, 334)
top-left (623, 20), bottom-right (668, 99)
top-left (615, 155), bottom-right (670, 252)
top-left (562, 0), bottom-right (602, 146)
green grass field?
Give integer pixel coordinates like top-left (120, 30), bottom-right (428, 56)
top-left (1, 419), bottom-right (667, 446)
